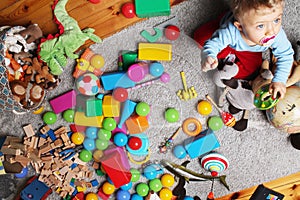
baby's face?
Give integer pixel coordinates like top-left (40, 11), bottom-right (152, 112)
top-left (235, 3), bottom-right (284, 46)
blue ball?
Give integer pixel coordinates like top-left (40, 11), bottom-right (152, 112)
top-left (83, 138), bottom-right (96, 151)
top-left (131, 193), bottom-right (143, 200)
top-left (173, 145), bottom-right (187, 159)
top-left (85, 127), bottom-right (98, 139)
top-left (116, 189), bottom-right (131, 200)
top-left (184, 196), bottom-right (194, 200)
top-left (113, 132), bottom-right (128, 147)
top-left (149, 62), bottom-right (164, 77)
top-left (120, 181), bottom-right (132, 190)
top-left (15, 167), bottom-right (28, 178)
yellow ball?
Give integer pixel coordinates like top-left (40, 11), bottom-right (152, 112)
top-left (197, 100), bottom-right (213, 115)
top-left (93, 149), bottom-right (103, 162)
top-left (71, 132), bottom-right (85, 145)
top-left (85, 192), bottom-right (98, 200)
top-left (160, 173), bottom-right (175, 187)
top-left (159, 188), bottom-right (173, 200)
top-left (90, 54), bottom-right (105, 69)
top-left (102, 182), bottom-right (115, 195)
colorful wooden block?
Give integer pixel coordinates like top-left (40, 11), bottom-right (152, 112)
top-left (102, 95), bottom-right (120, 117)
top-left (183, 129), bottom-right (220, 159)
top-left (138, 43), bottom-right (172, 61)
top-left (118, 50), bottom-right (138, 71)
top-left (74, 111), bottom-right (104, 127)
top-left (135, 0), bottom-right (171, 18)
top-left (100, 72), bottom-right (135, 91)
top-left (86, 98), bottom-right (103, 117)
top-left (49, 90), bottom-right (77, 114)
top-left (118, 100), bottom-right (137, 128)
top-left (125, 114), bottom-right (149, 134)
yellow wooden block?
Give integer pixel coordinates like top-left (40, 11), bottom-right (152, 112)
top-left (138, 43), bottom-right (172, 61)
top-left (102, 95), bottom-right (120, 117)
top-left (74, 111), bottom-right (104, 127)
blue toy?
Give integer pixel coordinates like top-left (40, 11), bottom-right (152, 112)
top-left (18, 176), bottom-right (52, 200)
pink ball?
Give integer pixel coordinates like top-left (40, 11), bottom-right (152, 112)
top-left (160, 72), bottom-right (170, 83)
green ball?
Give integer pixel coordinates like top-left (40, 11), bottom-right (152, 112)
top-left (43, 111), bottom-right (57, 125)
top-left (130, 168), bottom-right (141, 182)
top-left (102, 117), bottom-right (117, 131)
top-left (136, 183), bottom-right (149, 197)
top-left (95, 139), bottom-right (109, 150)
top-left (63, 109), bottom-right (75, 122)
top-left (97, 129), bottom-right (112, 140)
top-left (208, 116), bottom-right (224, 131)
top-left (149, 178), bottom-right (162, 192)
top-left (164, 108), bottom-right (179, 123)
top-left (136, 102), bottom-right (150, 116)
top-left (79, 149), bottom-right (92, 162)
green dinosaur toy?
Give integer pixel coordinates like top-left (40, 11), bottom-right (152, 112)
top-left (39, 0), bottom-right (101, 75)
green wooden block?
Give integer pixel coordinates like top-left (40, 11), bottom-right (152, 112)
top-left (86, 98), bottom-right (103, 117)
top-left (135, 0), bottom-right (171, 18)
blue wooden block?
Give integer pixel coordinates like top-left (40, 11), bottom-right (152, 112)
top-left (118, 100), bottom-right (137, 128)
top-left (183, 129), bottom-right (220, 159)
top-left (100, 72), bottom-right (135, 91)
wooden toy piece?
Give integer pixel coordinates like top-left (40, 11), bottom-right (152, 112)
top-left (102, 94), bottom-right (120, 117)
top-left (118, 50), bottom-right (138, 71)
top-left (23, 124), bottom-right (35, 138)
top-left (138, 43), bottom-right (172, 61)
top-left (159, 127), bottom-right (181, 154)
top-left (183, 129), bottom-right (220, 159)
top-left (74, 111), bottom-right (104, 127)
top-left (206, 94), bottom-right (236, 127)
top-left (141, 27), bottom-right (163, 43)
top-left (85, 98), bottom-right (103, 117)
top-left (200, 152), bottom-right (229, 177)
top-left (125, 114), bottom-right (149, 134)
top-left (49, 90), bottom-right (77, 114)
top-left (135, 0), bottom-right (171, 18)
top-left (100, 71), bottom-right (135, 91)
top-left (100, 151), bottom-right (132, 188)
top-left (176, 71), bottom-right (197, 101)
top-left (118, 100), bottom-right (137, 128)
top-left (182, 117), bottom-right (202, 136)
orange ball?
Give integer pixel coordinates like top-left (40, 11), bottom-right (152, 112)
top-left (197, 100), bottom-right (212, 115)
top-left (71, 132), bottom-right (85, 145)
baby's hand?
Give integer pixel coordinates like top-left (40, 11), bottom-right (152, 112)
top-left (269, 82), bottom-right (286, 99)
top-left (201, 56), bottom-right (218, 72)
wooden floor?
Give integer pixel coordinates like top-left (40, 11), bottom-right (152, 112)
top-left (0, 0), bottom-right (185, 46)
top-left (216, 171), bottom-right (300, 200)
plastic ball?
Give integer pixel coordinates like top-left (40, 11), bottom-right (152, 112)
top-left (98, 129), bottom-right (112, 140)
top-left (76, 73), bottom-right (101, 96)
top-left (165, 108), bottom-right (179, 123)
top-left (93, 149), bottom-right (103, 162)
top-left (120, 182), bottom-right (132, 190)
top-left (113, 87), bottom-right (128, 102)
top-left (136, 102), bottom-right (150, 116)
top-left (160, 72), bottom-right (171, 83)
top-left (197, 100), bottom-right (212, 116)
top-left (183, 196), bottom-right (194, 200)
top-left (149, 178), bottom-right (163, 192)
top-left (159, 188), bottom-right (173, 200)
top-left (85, 127), bottom-right (98, 139)
top-left (43, 111), bottom-right (57, 125)
top-left (173, 144), bottom-right (187, 159)
top-left (102, 117), bottom-right (117, 131)
top-left (102, 182), bottom-right (115, 195)
top-left (85, 192), bottom-right (98, 200)
top-left (130, 168), bottom-right (141, 182)
top-left (15, 167), bottom-right (28, 178)
top-left (83, 138), bottom-right (96, 151)
top-left (121, 2), bottom-right (136, 18)
top-left (136, 183), bottom-right (149, 197)
top-left (113, 132), bottom-right (128, 147)
top-left (160, 173), bottom-right (175, 187)
top-left (143, 165), bottom-right (161, 180)
top-left (127, 136), bottom-right (142, 150)
top-left (149, 62), bottom-right (164, 77)
top-left (164, 25), bottom-right (180, 40)
top-left (208, 116), bottom-right (224, 131)
top-left (90, 54), bottom-right (105, 69)
top-left (95, 139), bottom-right (109, 150)
top-left (131, 193), bottom-right (143, 200)
top-left (71, 132), bottom-right (85, 145)
top-left (116, 189), bottom-right (131, 200)
top-left (63, 109), bottom-right (75, 122)
top-left (79, 149), bottom-right (93, 162)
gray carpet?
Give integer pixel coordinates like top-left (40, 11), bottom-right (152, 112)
top-left (1, 0), bottom-right (300, 199)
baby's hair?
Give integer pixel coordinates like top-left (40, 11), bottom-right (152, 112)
top-left (230, 0), bottom-right (284, 18)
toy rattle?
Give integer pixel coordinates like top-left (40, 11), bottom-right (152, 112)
top-left (253, 84), bottom-right (279, 110)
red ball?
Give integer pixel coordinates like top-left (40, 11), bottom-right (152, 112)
top-left (164, 25), bottom-right (180, 40)
top-left (88, 0), bottom-right (101, 4)
top-left (128, 136), bottom-right (142, 150)
top-left (121, 2), bottom-right (136, 18)
top-left (113, 87), bottom-right (128, 102)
